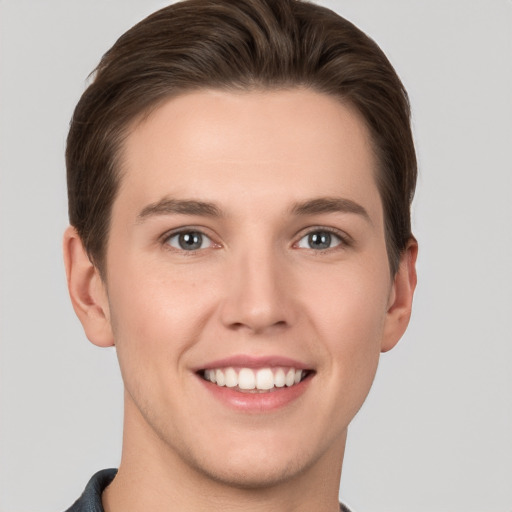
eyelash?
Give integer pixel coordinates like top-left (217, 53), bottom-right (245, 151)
top-left (162, 228), bottom-right (217, 253)
top-left (160, 227), bottom-right (352, 253)
top-left (295, 227), bottom-right (352, 252)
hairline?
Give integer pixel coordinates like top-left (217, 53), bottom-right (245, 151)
top-left (94, 84), bottom-right (397, 281)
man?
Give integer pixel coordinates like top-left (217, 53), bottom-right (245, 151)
top-left (63, 0), bottom-right (417, 510)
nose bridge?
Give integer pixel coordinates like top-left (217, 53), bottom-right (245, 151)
top-left (220, 238), bottom-right (292, 333)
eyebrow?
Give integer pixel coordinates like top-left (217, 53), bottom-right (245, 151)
top-left (137, 198), bottom-right (223, 221)
top-left (136, 196), bottom-right (371, 223)
top-left (290, 197), bottom-right (371, 223)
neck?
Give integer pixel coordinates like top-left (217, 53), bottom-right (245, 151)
top-left (103, 393), bottom-right (345, 512)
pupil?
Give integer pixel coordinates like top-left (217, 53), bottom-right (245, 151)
top-left (309, 232), bottom-right (331, 249)
top-left (179, 232), bottom-right (202, 250)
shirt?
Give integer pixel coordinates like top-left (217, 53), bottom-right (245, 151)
top-left (65, 468), bottom-right (353, 512)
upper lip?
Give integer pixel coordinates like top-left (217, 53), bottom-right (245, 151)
top-left (194, 354), bottom-right (313, 371)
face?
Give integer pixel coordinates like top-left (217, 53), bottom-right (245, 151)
top-left (92, 89), bottom-right (411, 487)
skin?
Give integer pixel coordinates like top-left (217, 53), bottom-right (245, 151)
top-left (64, 89), bottom-right (417, 512)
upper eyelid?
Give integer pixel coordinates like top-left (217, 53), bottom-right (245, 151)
top-left (162, 228), bottom-right (219, 254)
top-left (158, 225), bottom-right (353, 247)
top-left (160, 226), bottom-right (215, 241)
top-left (294, 226), bottom-right (352, 244)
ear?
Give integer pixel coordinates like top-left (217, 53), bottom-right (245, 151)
top-left (63, 226), bottom-right (114, 347)
top-left (381, 238), bottom-right (418, 353)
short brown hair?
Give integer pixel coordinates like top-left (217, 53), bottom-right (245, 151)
top-left (66, 0), bottom-right (417, 276)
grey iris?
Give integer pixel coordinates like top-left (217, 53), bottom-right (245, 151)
top-left (179, 232), bottom-right (203, 250)
top-left (308, 231), bottom-right (331, 249)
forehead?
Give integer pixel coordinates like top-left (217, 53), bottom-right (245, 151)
top-left (117, 88), bottom-right (382, 221)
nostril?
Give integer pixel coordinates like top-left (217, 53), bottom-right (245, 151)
top-left (227, 319), bottom-right (288, 334)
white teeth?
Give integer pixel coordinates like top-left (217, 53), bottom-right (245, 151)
top-left (205, 369), bottom-right (216, 383)
top-left (256, 368), bottom-right (274, 390)
top-left (215, 369), bottom-right (225, 386)
top-left (203, 366), bottom-right (308, 391)
top-left (274, 368), bottom-right (285, 387)
top-left (224, 367), bottom-right (237, 388)
top-left (285, 369), bottom-right (295, 387)
top-left (238, 368), bottom-right (256, 390)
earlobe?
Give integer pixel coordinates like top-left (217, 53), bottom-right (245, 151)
top-left (381, 238), bottom-right (418, 353)
top-left (63, 226), bottom-right (114, 347)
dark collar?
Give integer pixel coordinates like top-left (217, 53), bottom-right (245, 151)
top-left (64, 468), bottom-right (352, 512)
top-left (64, 469), bottom-right (117, 512)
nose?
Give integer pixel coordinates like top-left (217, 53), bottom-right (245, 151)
top-left (219, 246), bottom-right (295, 335)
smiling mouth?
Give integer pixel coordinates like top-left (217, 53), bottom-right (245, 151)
top-left (199, 367), bottom-right (314, 393)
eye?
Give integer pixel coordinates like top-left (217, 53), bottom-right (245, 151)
top-left (166, 230), bottom-right (212, 251)
top-left (296, 230), bottom-right (343, 250)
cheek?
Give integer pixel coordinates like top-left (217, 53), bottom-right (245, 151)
top-left (317, 290), bottom-right (385, 386)
top-left (304, 257), bottom-right (390, 338)
top-left (107, 263), bottom-right (217, 379)
top-left (301, 259), bottom-right (390, 386)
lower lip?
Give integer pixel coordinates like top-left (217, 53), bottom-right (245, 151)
top-left (198, 375), bottom-right (313, 412)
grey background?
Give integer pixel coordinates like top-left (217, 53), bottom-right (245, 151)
top-left (1, 1), bottom-right (511, 511)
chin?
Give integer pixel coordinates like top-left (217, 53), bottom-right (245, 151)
top-left (168, 421), bottom-right (341, 492)
top-left (189, 446), bottom-right (318, 490)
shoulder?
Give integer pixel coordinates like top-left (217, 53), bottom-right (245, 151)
top-left (64, 469), bottom-right (117, 512)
